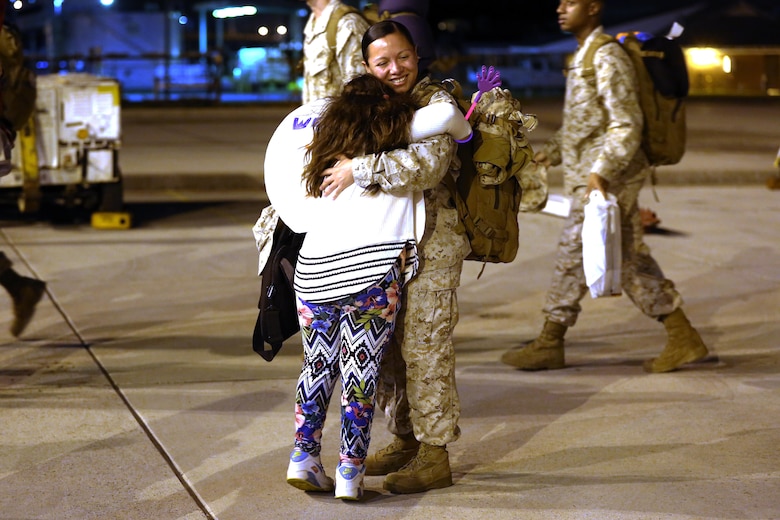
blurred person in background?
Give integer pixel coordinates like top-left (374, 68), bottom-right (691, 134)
top-left (301, 0), bottom-right (370, 103)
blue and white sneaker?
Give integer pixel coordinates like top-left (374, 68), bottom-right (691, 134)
top-left (286, 448), bottom-right (334, 492)
top-left (334, 462), bottom-right (365, 501)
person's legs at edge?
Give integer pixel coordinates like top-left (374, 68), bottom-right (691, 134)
top-left (0, 251), bottom-right (46, 337)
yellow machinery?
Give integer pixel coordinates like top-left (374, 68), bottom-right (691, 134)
top-left (1, 73), bottom-right (131, 228)
top-left (17, 114), bottom-right (40, 214)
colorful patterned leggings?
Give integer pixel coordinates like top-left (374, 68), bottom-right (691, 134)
top-left (293, 260), bottom-right (403, 465)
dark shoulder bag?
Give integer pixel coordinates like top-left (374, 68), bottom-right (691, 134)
top-left (252, 218), bottom-right (305, 361)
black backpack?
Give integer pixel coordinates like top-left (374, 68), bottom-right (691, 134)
top-left (252, 218), bottom-right (305, 362)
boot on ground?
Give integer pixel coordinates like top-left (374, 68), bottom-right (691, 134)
top-left (6, 274), bottom-right (46, 338)
top-left (383, 443), bottom-right (452, 494)
top-left (365, 433), bottom-right (420, 476)
top-left (644, 308), bottom-right (709, 373)
top-left (500, 319), bottom-right (567, 370)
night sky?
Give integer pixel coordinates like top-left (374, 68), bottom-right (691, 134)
top-left (64, 1), bottom-right (780, 44)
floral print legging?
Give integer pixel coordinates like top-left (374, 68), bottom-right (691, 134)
top-left (293, 260), bottom-right (403, 465)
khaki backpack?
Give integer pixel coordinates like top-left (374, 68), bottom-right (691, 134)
top-left (419, 80), bottom-right (548, 265)
top-left (582, 31), bottom-right (689, 166)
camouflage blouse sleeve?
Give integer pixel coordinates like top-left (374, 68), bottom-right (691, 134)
top-left (543, 129), bottom-right (563, 167)
top-left (352, 90), bottom-right (457, 194)
top-left (590, 44), bottom-right (643, 183)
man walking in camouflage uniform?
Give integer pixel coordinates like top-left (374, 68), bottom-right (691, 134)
top-left (501, 0), bottom-right (709, 373)
top-left (301, 0), bottom-right (370, 104)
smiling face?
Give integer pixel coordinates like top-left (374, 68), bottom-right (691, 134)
top-left (557, 0), bottom-right (602, 41)
top-left (363, 31), bottom-right (419, 94)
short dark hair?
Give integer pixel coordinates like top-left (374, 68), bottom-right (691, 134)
top-left (361, 20), bottom-right (416, 62)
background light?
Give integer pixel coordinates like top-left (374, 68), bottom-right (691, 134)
top-left (212, 6), bottom-right (257, 19)
top-left (686, 48), bottom-right (722, 69)
top-left (722, 55), bottom-right (732, 74)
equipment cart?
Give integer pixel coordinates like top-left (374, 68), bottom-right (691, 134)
top-left (0, 73), bottom-right (125, 221)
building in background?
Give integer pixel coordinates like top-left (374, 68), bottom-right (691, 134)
top-left (678, 0), bottom-right (780, 96)
top-left (5, 0), bottom-right (780, 101)
top-left (8, 0), bottom-right (308, 100)
top-left (455, 0), bottom-right (780, 98)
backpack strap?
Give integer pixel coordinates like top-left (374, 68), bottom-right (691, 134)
top-left (325, 4), bottom-right (360, 57)
top-left (581, 32), bottom-right (616, 78)
top-left (362, 3), bottom-right (420, 24)
top-left (414, 77), bottom-right (450, 107)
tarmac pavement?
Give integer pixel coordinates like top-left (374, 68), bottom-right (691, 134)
top-left (0, 98), bottom-right (779, 519)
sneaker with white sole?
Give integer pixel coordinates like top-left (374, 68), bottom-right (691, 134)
top-left (286, 448), bottom-right (334, 492)
top-left (334, 462), bottom-right (365, 501)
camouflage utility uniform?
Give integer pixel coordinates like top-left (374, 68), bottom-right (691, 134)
top-left (301, 0), bottom-right (369, 104)
top-left (541, 26), bottom-right (682, 327)
top-left (352, 77), bottom-right (470, 446)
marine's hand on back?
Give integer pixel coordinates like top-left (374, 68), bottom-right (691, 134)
top-left (320, 155), bottom-right (354, 198)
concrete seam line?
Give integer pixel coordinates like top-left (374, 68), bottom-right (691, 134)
top-left (0, 228), bottom-right (219, 520)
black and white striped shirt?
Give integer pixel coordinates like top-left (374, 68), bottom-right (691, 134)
top-left (294, 240), bottom-right (418, 304)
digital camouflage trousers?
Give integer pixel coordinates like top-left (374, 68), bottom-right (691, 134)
top-left (543, 180), bottom-right (682, 327)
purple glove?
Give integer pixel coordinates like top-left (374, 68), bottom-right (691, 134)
top-left (475, 65), bottom-right (501, 103)
top-left (465, 65), bottom-right (502, 120)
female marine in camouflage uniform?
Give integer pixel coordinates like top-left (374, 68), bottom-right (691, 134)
top-left (319, 20), bottom-right (468, 494)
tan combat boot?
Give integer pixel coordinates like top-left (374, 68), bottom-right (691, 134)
top-left (644, 308), bottom-right (709, 373)
top-left (365, 433), bottom-right (420, 476)
top-left (500, 319), bottom-right (567, 370)
top-left (383, 443), bottom-right (452, 494)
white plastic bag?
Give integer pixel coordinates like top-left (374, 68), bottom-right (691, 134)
top-left (582, 191), bottom-right (622, 298)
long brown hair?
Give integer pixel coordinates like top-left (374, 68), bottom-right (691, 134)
top-left (303, 74), bottom-right (417, 197)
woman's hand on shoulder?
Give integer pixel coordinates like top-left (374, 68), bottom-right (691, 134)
top-left (320, 155), bottom-right (354, 199)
